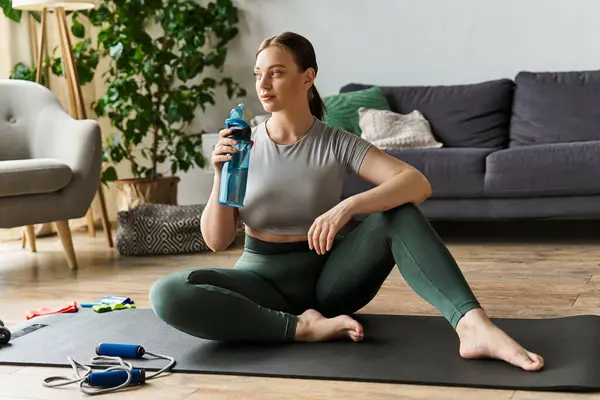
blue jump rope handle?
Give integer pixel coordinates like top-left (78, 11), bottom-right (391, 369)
top-left (91, 344), bottom-right (146, 388)
top-left (96, 343), bottom-right (145, 358)
top-left (88, 369), bottom-right (145, 387)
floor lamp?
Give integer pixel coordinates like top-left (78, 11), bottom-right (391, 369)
top-left (13, 0), bottom-right (114, 250)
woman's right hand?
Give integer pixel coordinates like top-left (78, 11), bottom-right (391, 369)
top-left (212, 128), bottom-right (238, 172)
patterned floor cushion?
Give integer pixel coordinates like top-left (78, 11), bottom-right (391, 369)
top-left (116, 203), bottom-right (211, 256)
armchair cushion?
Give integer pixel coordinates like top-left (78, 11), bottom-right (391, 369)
top-left (0, 159), bottom-right (72, 198)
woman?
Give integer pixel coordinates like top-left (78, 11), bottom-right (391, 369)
top-left (150, 32), bottom-right (544, 372)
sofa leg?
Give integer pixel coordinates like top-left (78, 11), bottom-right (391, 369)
top-left (54, 220), bottom-right (78, 270)
top-left (25, 225), bottom-right (37, 253)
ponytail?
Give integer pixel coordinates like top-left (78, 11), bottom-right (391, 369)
top-left (309, 85), bottom-right (326, 120)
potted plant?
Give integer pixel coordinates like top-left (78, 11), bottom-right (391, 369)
top-left (88, 0), bottom-right (246, 210)
top-left (3, 0), bottom-right (247, 211)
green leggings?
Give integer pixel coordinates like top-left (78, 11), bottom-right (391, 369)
top-left (149, 203), bottom-right (480, 341)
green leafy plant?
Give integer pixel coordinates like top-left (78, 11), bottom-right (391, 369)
top-left (9, 62), bottom-right (39, 81)
top-left (88, 0), bottom-right (246, 183)
top-left (2, 0), bottom-right (246, 184)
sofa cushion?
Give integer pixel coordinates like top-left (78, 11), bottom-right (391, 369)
top-left (340, 79), bottom-right (514, 149)
top-left (510, 70), bottom-right (600, 147)
top-left (323, 86), bottom-right (391, 135)
top-left (342, 148), bottom-right (494, 199)
top-left (485, 141), bottom-right (600, 197)
top-left (0, 158), bottom-right (72, 198)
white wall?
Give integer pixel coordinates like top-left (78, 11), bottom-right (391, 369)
top-left (178, 0), bottom-right (600, 205)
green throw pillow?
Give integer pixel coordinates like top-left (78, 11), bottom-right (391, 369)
top-left (323, 86), bottom-right (391, 134)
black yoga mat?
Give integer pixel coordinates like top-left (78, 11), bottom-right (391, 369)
top-left (0, 308), bottom-right (598, 392)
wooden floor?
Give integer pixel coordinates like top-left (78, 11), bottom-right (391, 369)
top-left (1, 221), bottom-right (600, 399)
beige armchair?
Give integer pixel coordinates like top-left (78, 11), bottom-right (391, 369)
top-left (0, 79), bottom-right (102, 270)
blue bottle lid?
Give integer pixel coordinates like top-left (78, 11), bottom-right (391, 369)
top-left (225, 103), bottom-right (251, 141)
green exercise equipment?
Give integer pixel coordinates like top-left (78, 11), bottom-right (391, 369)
top-left (92, 303), bottom-right (136, 313)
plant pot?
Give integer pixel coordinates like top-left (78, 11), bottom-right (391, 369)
top-left (114, 176), bottom-right (180, 212)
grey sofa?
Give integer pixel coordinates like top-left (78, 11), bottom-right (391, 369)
top-left (341, 70), bottom-right (600, 220)
top-left (0, 79), bottom-right (102, 269)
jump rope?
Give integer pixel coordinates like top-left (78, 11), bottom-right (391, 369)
top-left (42, 343), bottom-right (176, 395)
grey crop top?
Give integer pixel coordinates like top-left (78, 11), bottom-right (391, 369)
top-left (238, 118), bottom-right (374, 235)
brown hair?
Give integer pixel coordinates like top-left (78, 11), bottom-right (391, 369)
top-left (256, 32), bottom-right (326, 120)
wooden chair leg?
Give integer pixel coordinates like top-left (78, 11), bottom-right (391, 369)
top-left (97, 185), bottom-right (114, 248)
top-left (54, 220), bottom-right (78, 270)
top-left (21, 230), bottom-right (26, 249)
top-left (85, 207), bottom-right (96, 237)
top-left (25, 225), bottom-right (37, 253)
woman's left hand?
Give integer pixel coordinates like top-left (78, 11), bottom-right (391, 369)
top-left (308, 202), bottom-right (354, 255)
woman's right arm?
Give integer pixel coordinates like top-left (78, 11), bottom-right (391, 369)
top-left (200, 129), bottom-right (240, 252)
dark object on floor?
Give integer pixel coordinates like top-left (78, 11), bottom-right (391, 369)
top-left (0, 319), bottom-right (10, 345)
top-left (0, 309), bottom-right (599, 392)
top-left (116, 203), bottom-right (211, 256)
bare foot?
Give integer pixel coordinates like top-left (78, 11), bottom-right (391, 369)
top-left (456, 308), bottom-right (544, 371)
top-left (294, 309), bottom-right (364, 342)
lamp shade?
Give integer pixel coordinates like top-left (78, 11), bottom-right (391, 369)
top-left (12, 0), bottom-right (95, 10)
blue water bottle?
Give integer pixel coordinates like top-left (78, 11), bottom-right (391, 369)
top-left (217, 104), bottom-right (252, 208)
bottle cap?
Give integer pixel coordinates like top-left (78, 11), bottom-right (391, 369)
top-left (225, 103), bottom-right (251, 141)
top-left (229, 103), bottom-right (245, 120)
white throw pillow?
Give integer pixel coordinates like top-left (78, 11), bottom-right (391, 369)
top-left (358, 107), bottom-right (443, 149)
